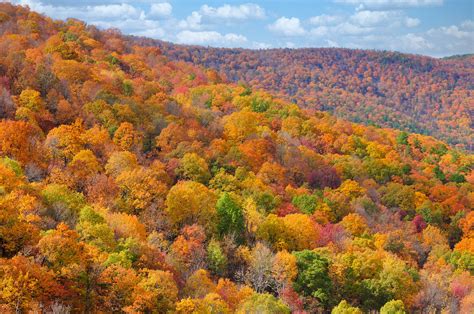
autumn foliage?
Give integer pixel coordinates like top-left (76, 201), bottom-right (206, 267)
top-left (151, 38), bottom-right (474, 151)
top-left (0, 3), bottom-right (473, 313)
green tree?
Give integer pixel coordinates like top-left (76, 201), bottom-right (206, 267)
top-left (380, 300), bottom-right (406, 314)
top-left (237, 293), bottom-right (290, 314)
top-left (76, 206), bottom-right (115, 252)
top-left (216, 192), bottom-right (245, 242)
top-left (293, 250), bottom-right (333, 307)
top-left (207, 239), bottom-right (227, 276)
top-left (434, 165), bottom-right (446, 182)
top-left (41, 184), bottom-right (86, 225)
top-left (396, 132), bottom-right (409, 146)
top-left (176, 152), bottom-right (211, 183)
top-left (292, 194), bottom-right (317, 215)
top-left (332, 300), bottom-right (363, 314)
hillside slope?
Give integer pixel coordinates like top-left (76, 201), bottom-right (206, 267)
top-left (141, 39), bottom-right (474, 151)
top-left (0, 4), bottom-right (473, 313)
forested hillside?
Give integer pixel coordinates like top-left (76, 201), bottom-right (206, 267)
top-left (0, 3), bottom-right (473, 313)
top-left (144, 39), bottom-right (474, 151)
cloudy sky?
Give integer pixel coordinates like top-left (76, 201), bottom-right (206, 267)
top-left (9, 0), bottom-right (474, 57)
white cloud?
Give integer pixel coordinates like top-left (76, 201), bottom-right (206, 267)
top-left (16, 0), bottom-right (144, 20)
top-left (428, 25), bottom-right (472, 39)
top-left (200, 3), bottom-right (265, 20)
top-left (149, 2), bottom-right (172, 18)
top-left (334, 22), bottom-right (373, 35)
top-left (325, 39), bottom-right (340, 47)
top-left (405, 17), bottom-right (420, 27)
top-left (131, 27), bottom-right (166, 38)
top-left (350, 10), bottom-right (397, 26)
top-left (252, 41), bottom-right (272, 49)
top-left (345, 20), bottom-right (473, 56)
top-left (87, 4), bottom-right (142, 19)
top-left (177, 3), bottom-right (265, 32)
top-left (178, 11), bottom-right (203, 30)
top-left (461, 20), bottom-right (474, 30)
top-left (334, 0), bottom-right (443, 8)
top-left (309, 14), bottom-right (342, 26)
top-left (176, 30), bottom-right (247, 47)
top-left (396, 33), bottom-right (433, 50)
top-left (349, 10), bottom-right (421, 28)
top-left (268, 17), bottom-right (305, 36)
top-left (310, 26), bottom-right (329, 36)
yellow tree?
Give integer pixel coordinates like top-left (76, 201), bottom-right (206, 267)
top-left (223, 111), bottom-right (263, 142)
top-left (125, 270), bottom-right (178, 313)
top-left (272, 250), bottom-right (298, 288)
top-left (115, 167), bottom-right (168, 214)
top-left (113, 122), bottom-right (143, 152)
top-left (165, 181), bottom-right (217, 230)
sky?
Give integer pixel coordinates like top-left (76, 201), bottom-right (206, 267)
top-left (8, 0), bottom-right (474, 57)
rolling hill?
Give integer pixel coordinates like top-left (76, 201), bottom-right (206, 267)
top-left (140, 39), bottom-right (474, 151)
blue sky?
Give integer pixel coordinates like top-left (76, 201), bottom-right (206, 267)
top-left (10, 0), bottom-right (474, 57)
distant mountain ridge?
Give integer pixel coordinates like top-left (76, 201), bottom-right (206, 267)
top-left (132, 37), bottom-right (474, 151)
top-left (442, 53), bottom-right (474, 60)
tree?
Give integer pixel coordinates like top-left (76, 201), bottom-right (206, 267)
top-left (183, 269), bottom-right (215, 298)
top-left (165, 181), bottom-right (217, 230)
top-left (113, 122), bottom-right (142, 152)
top-left (0, 191), bottom-right (40, 257)
top-left (46, 120), bottom-right (85, 161)
top-left (216, 192), bottom-right (245, 242)
top-left (0, 120), bottom-right (42, 165)
top-left (169, 224), bottom-right (207, 277)
top-left (76, 206), bottom-right (115, 252)
top-left (126, 270), bottom-right (178, 313)
top-left (293, 250), bottom-right (333, 307)
top-left (104, 151), bottom-right (138, 178)
top-left (245, 242), bottom-right (275, 293)
top-left (176, 152), bottom-right (211, 183)
top-left (68, 149), bottom-right (101, 186)
top-left (459, 211), bottom-right (474, 238)
top-left (207, 239), bottom-right (227, 276)
top-left (97, 265), bottom-right (139, 312)
top-left (380, 300), bottom-right (406, 314)
top-left (239, 138), bottom-right (275, 172)
top-left (332, 300), bottom-right (363, 314)
top-left (41, 184), bottom-right (86, 225)
top-left (396, 132), bottom-right (409, 146)
top-left (215, 278), bottom-right (252, 311)
top-left (257, 213), bottom-right (319, 251)
top-left (340, 213), bottom-right (369, 237)
top-left (106, 211), bottom-right (147, 241)
top-left (52, 59), bottom-right (91, 83)
top-left (115, 167), bottom-right (168, 214)
top-left (292, 194), bottom-right (317, 215)
top-left (236, 293), bottom-right (290, 314)
top-left (257, 161), bottom-right (287, 187)
top-left (0, 256), bottom-right (65, 312)
top-left (380, 183), bottom-right (415, 212)
top-left (37, 223), bottom-right (85, 272)
top-left (223, 111), bottom-right (262, 142)
top-left (281, 214), bottom-right (319, 251)
top-left (272, 250), bottom-right (298, 288)
top-left (16, 88), bottom-right (44, 112)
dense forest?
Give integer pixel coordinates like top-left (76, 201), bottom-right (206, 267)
top-left (142, 39), bottom-right (474, 151)
top-left (0, 3), bottom-right (473, 313)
